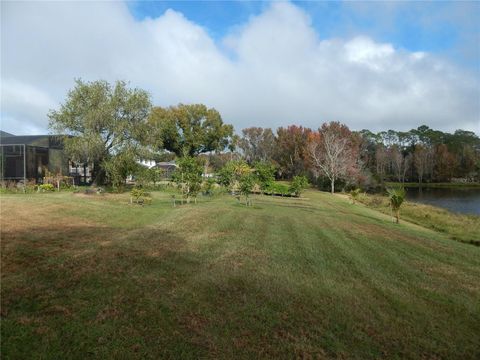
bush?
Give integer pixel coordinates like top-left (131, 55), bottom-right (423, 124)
top-left (202, 178), bottom-right (216, 196)
top-left (38, 183), bottom-right (55, 192)
top-left (265, 182), bottom-right (290, 196)
top-left (130, 186), bottom-right (151, 205)
top-left (289, 176), bottom-right (309, 197)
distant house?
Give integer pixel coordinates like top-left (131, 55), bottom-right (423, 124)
top-left (139, 159), bottom-right (157, 169)
top-left (155, 161), bottom-right (178, 179)
top-left (0, 131), bottom-right (91, 184)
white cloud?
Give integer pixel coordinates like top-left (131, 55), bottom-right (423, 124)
top-left (1, 1), bottom-right (479, 135)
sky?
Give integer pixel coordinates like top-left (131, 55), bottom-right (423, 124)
top-left (1, 0), bottom-right (479, 135)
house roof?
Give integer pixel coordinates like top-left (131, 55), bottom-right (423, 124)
top-left (0, 134), bottom-right (64, 149)
top-left (0, 130), bottom-right (14, 137)
top-left (155, 162), bottom-right (177, 169)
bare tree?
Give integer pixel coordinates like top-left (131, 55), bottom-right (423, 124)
top-left (413, 144), bottom-right (433, 185)
top-left (389, 145), bottom-right (404, 182)
top-left (307, 122), bottom-right (358, 194)
top-left (375, 144), bottom-right (388, 183)
top-left (402, 153), bottom-right (412, 183)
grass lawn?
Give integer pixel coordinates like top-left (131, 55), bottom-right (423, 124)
top-left (356, 193), bottom-right (480, 246)
top-left (1, 190), bottom-right (479, 359)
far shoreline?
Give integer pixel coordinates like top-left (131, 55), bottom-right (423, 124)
top-left (384, 182), bottom-right (480, 189)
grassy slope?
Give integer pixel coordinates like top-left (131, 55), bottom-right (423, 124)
top-left (1, 191), bottom-right (479, 359)
top-left (357, 193), bottom-right (480, 245)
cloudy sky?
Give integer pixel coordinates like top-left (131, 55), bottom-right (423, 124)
top-left (1, 0), bottom-right (479, 135)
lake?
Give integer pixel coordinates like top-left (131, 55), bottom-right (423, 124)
top-left (405, 187), bottom-right (480, 215)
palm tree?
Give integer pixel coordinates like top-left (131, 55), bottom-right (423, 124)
top-left (349, 188), bottom-right (361, 204)
top-left (386, 187), bottom-right (406, 224)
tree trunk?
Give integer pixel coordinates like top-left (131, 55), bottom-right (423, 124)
top-left (395, 209), bottom-right (400, 224)
top-left (331, 178), bottom-right (335, 194)
top-left (92, 164), bottom-right (106, 186)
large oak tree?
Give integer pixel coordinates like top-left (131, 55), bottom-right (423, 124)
top-left (148, 104), bottom-right (234, 157)
top-left (49, 79), bottom-right (151, 185)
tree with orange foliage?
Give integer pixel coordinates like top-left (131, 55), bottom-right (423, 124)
top-left (274, 125), bottom-right (311, 179)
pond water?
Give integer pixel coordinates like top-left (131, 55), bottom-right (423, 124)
top-left (405, 187), bottom-right (480, 216)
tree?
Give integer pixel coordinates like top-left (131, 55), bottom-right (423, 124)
top-left (217, 160), bottom-right (251, 193)
top-left (375, 144), bottom-right (388, 183)
top-left (148, 104), bottom-right (234, 156)
top-left (48, 79), bottom-right (151, 185)
top-left (239, 127), bottom-right (276, 163)
top-left (307, 122), bottom-right (359, 194)
top-left (172, 156), bottom-right (204, 204)
top-left (387, 187), bottom-right (406, 224)
top-left (136, 166), bottom-right (164, 187)
top-left (102, 149), bottom-right (141, 190)
top-left (388, 145), bottom-right (412, 183)
top-left (239, 172), bottom-right (256, 206)
top-left (434, 144), bottom-right (457, 182)
top-left (389, 145), bottom-right (404, 183)
top-left (326, 125), bottom-right (479, 185)
top-left (413, 144), bottom-right (433, 185)
top-left (357, 130), bottom-right (380, 173)
top-left (457, 145), bottom-right (479, 179)
top-left (253, 161), bottom-right (276, 194)
top-left (274, 125), bottom-right (311, 179)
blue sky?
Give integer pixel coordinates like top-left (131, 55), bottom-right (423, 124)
top-left (2, 0), bottom-right (479, 134)
top-left (127, 0), bottom-right (478, 70)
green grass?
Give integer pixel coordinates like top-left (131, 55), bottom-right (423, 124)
top-left (1, 190), bottom-right (479, 359)
top-left (357, 192), bottom-right (480, 245)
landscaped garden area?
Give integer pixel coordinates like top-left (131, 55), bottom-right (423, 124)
top-left (2, 189), bottom-right (479, 359)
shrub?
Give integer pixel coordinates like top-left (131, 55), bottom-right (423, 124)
top-left (202, 178), bottom-right (216, 196)
top-left (289, 176), bottom-right (309, 197)
top-left (265, 182), bottom-right (290, 196)
top-left (130, 186), bottom-right (151, 205)
top-left (38, 183), bottom-right (55, 192)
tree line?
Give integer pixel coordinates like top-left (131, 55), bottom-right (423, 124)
top-left (49, 80), bottom-right (480, 191)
